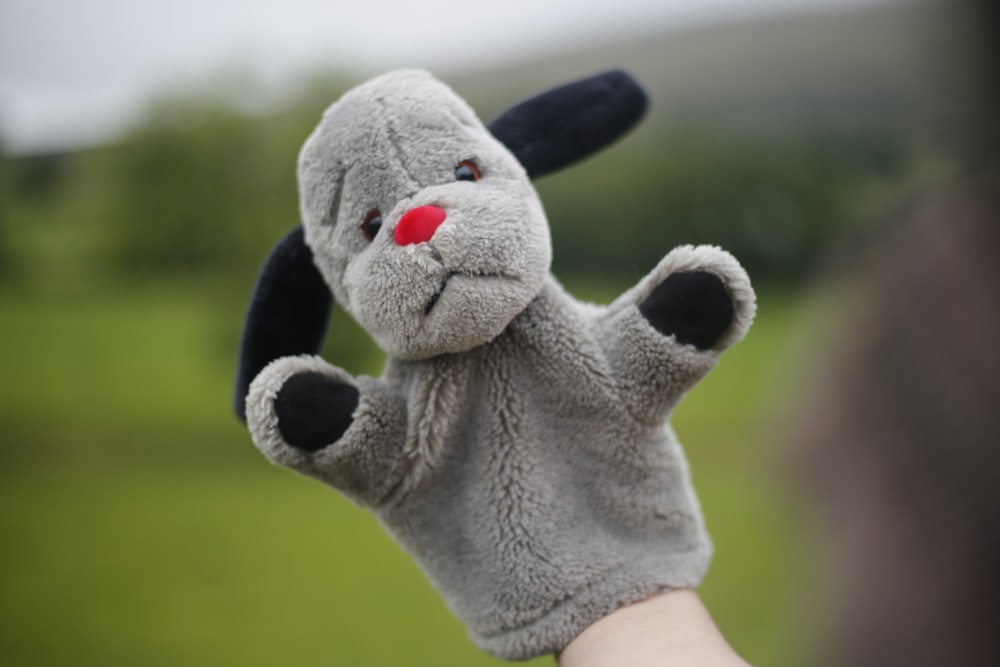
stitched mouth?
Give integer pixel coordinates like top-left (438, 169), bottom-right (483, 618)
top-left (423, 271), bottom-right (514, 317)
top-left (424, 271), bottom-right (456, 316)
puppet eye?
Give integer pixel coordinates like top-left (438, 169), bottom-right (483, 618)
top-left (455, 160), bottom-right (481, 182)
top-left (361, 210), bottom-right (383, 242)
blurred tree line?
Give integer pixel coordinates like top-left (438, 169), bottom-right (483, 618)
top-left (1, 72), bottom-right (936, 295)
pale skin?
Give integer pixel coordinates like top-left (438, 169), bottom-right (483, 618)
top-left (559, 589), bottom-right (751, 667)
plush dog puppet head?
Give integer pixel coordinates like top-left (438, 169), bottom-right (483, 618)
top-left (235, 69), bottom-right (648, 418)
top-left (299, 70), bottom-right (552, 359)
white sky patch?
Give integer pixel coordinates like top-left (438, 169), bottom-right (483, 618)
top-left (0, 0), bottom-right (907, 153)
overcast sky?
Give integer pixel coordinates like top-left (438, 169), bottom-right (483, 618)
top-left (0, 0), bottom-right (901, 154)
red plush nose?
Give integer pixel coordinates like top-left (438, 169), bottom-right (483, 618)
top-left (394, 206), bottom-right (447, 246)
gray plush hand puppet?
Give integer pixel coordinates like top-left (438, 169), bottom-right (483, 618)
top-left (234, 69), bottom-right (755, 660)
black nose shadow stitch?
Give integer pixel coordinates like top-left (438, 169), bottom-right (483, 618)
top-left (424, 271), bottom-right (456, 316)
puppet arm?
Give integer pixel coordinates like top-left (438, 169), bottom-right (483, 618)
top-left (244, 355), bottom-right (408, 506)
top-left (592, 245), bottom-right (755, 425)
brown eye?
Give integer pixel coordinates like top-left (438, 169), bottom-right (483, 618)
top-left (361, 210), bottom-right (382, 242)
top-left (455, 160), bottom-right (480, 182)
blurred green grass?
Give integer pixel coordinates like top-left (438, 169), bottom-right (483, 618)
top-left (0, 282), bottom-right (819, 666)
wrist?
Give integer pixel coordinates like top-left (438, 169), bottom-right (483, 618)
top-left (558, 589), bottom-right (749, 667)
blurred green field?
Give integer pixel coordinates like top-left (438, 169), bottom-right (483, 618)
top-left (0, 282), bottom-right (821, 666)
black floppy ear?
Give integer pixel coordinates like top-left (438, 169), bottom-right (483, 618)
top-left (234, 226), bottom-right (333, 422)
top-left (487, 69), bottom-right (649, 180)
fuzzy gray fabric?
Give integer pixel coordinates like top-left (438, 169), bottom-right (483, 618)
top-left (244, 70), bottom-right (756, 660)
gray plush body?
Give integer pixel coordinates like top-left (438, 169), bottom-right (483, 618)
top-left (242, 70), bottom-right (755, 660)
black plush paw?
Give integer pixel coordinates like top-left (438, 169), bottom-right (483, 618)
top-left (274, 372), bottom-right (359, 451)
top-left (639, 271), bottom-right (734, 350)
